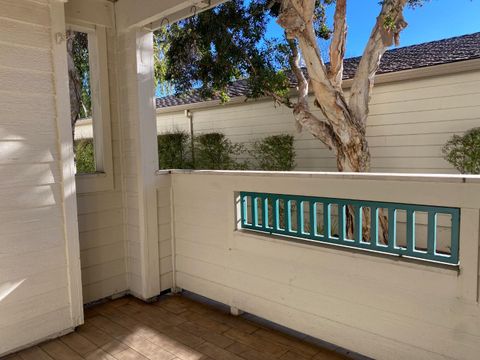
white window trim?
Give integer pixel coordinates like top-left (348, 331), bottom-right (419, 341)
top-left (68, 23), bottom-right (114, 193)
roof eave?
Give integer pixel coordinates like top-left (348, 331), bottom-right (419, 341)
top-left (156, 57), bottom-right (480, 114)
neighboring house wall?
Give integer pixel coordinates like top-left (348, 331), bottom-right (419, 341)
top-left (0, 0), bottom-right (81, 354)
top-left (74, 118), bottom-right (93, 140)
top-left (156, 66), bottom-right (480, 173)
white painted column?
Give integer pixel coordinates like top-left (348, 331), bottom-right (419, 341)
top-left (50, 0), bottom-right (84, 326)
top-left (135, 28), bottom-right (161, 298)
top-left (117, 27), bottom-right (160, 300)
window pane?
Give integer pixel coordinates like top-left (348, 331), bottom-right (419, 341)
top-left (68, 30), bottom-right (96, 174)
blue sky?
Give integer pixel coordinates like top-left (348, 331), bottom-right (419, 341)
top-left (157, 1), bottom-right (480, 96)
top-left (265, 0), bottom-right (480, 58)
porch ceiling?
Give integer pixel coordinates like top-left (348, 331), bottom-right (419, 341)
top-left (114, 0), bottom-right (228, 31)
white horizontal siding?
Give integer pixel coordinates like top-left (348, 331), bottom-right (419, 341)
top-left (170, 172), bottom-right (480, 360)
top-left (75, 27), bottom-right (127, 304)
top-left (157, 177), bottom-right (173, 292)
top-left (157, 68), bottom-right (480, 173)
top-left (0, 1), bottom-right (76, 355)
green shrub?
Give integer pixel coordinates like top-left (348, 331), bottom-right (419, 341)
top-left (250, 134), bottom-right (295, 171)
top-left (442, 128), bottom-right (480, 174)
top-left (74, 138), bottom-right (95, 174)
top-left (194, 132), bottom-right (247, 170)
top-left (158, 131), bottom-right (192, 169)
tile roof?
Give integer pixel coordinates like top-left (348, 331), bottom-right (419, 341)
top-left (156, 32), bottom-right (480, 109)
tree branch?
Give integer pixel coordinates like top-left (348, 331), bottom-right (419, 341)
top-left (328, 0), bottom-right (347, 89)
top-left (287, 39), bottom-right (308, 105)
top-left (349, 0), bottom-right (408, 127)
top-left (286, 37), bottom-right (339, 152)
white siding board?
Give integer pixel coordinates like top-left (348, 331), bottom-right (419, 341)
top-left (0, 66), bottom-right (54, 95)
top-left (0, 308), bottom-right (72, 355)
top-left (0, 42), bottom-right (51, 72)
top-left (0, 0), bottom-right (50, 27)
top-left (168, 172), bottom-right (480, 360)
top-left (0, 206), bottom-right (63, 236)
top-left (0, 287), bottom-right (70, 329)
top-left (78, 226), bottom-right (123, 251)
top-left (80, 242), bottom-right (125, 269)
top-left (0, 164), bottom-right (59, 188)
top-left (0, 267), bottom-right (69, 307)
top-left (82, 274), bottom-right (127, 305)
top-left (0, 245), bottom-right (67, 282)
top-left (157, 68), bottom-right (480, 173)
top-left (0, 17), bottom-right (50, 49)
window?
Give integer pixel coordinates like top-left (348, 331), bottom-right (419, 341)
top-left (67, 24), bottom-right (113, 193)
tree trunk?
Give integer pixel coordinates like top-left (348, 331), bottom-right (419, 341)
top-left (66, 30), bottom-right (83, 142)
top-left (277, 0), bottom-right (408, 244)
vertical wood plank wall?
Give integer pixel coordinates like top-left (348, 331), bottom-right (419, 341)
top-left (0, 0), bottom-right (79, 354)
top-left (157, 68), bottom-right (480, 173)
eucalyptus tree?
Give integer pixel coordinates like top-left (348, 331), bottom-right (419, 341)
top-left (158, 0), bottom-right (428, 240)
top-left (158, 0), bottom-right (427, 173)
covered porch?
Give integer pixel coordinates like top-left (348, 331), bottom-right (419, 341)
top-left (1, 1), bottom-right (480, 360)
top-left (4, 293), bottom-right (353, 360)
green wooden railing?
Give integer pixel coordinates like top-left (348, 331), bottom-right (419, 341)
top-left (240, 192), bottom-right (460, 265)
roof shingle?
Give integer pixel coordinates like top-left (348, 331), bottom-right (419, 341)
top-left (156, 32), bottom-right (480, 109)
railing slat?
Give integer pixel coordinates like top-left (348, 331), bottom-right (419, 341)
top-left (370, 207), bottom-right (378, 248)
top-left (406, 209), bottom-right (415, 256)
top-left (285, 198), bottom-right (291, 233)
top-left (338, 204), bottom-right (345, 241)
top-left (239, 192), bottom-right (460, 266)
top-left (323, 203), bottom-right (331, 239)
top-left (309, 201), bottom-right (316, 237)
top-left (354, 205), bottom-right (362, 244)
top-left (251, 195), bottom-right (258, 228)
top-left (388, 208), bottom-right (396, 250)
top-left (427, 212), bottom-right (437, 255)
top-left (262, 196), bottom-right (268, 231)
top-left (241, 193), bottom-right (248, 227)
top-left (273, 196), bottom-right (279, 231)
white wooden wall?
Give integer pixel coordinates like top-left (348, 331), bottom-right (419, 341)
top-left (157, 67), bottom-right (480, 173)
top-left (0, 0), bottom-right (82, 355)
top-left (76, 26), bottom-right (127, 304)
top-left (165, 171), bottom-right (480, 360)
top-left (157, 174), bottom-right (174, 292)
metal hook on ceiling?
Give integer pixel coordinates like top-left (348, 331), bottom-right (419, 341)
top-left (190, 5), bottom-right (198, 17)
top-left (160, 17), bottom-right (170, 28)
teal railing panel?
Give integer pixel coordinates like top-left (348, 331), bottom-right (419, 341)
top-left (239, 192), bottom-right (460, 266)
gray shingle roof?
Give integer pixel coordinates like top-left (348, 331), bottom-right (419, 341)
top-left (156, 32), bottom-right (480, 109)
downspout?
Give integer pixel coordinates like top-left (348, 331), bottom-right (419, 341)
top-left (185, 109), bottom-right (195, 167)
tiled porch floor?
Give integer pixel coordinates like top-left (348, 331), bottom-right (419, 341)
top-left (3, 293), bottom-right (356, 360)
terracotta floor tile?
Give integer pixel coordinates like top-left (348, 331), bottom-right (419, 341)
top-left (17, 346), bottom-right (54, 360)
top-left (5, 295), bottom-right (354, 360)
top-left (60, 332), bottom-right (97, 356)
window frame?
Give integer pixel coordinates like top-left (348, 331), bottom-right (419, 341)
top-left (67, 23), bottom-right (114, 193)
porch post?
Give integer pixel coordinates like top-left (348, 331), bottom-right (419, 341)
top-left (117, 28), bottom-right (160, 300)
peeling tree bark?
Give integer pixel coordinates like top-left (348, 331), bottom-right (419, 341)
top-left (277, 0), bottom-right (409, 242)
